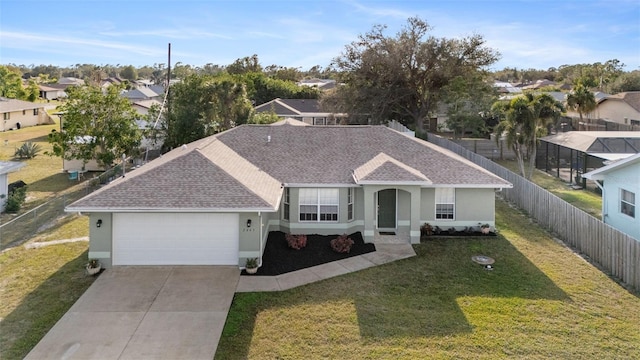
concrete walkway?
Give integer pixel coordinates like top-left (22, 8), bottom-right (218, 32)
top-left (25, 243), bottom-right (415, 359)
top-left (237, 243), bottom-right (416, 292)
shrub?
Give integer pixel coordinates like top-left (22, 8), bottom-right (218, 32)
top-left (14, 142), bottom-right (42, 159)
top-left (330, 234), bottom-right (354, 253)
top-left (286, 233), bottom-right (307, 250)
top-left (4, 187), bottom-right (27, 213)
top-left (447, 227), bottom-right (457, 235)
top-left (420, 223), bottom-right (433, 236)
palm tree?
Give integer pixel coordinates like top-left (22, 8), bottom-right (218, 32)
top-left (566, 84), bottom-right (596, 124)
top-left (493, 93), bottom-right (564, 179)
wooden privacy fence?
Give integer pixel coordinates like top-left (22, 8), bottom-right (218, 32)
top-left (426, 133), bottom-right (640, 292)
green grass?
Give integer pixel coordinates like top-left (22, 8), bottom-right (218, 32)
top-left (0, 233), bottom-right (93, 360)
top-left (496, 159), bottom-right (602, 218)
top-left (216, 199), bottom-right (640, 359)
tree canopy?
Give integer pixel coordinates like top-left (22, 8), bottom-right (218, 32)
top-left (492, 93), bottom-right (564, 179)
top-left (47, 85), bottom-right (142, 169)
top-left (327, 17), bottom-right (499, 132)
top-left (567, 84), bottom-right (596, 123)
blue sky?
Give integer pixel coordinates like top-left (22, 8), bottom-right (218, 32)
top-left (1, 0), bottom-right (639, 71)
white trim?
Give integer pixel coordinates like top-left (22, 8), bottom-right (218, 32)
top-left (288, 221), bottom-right (363, 230)
top-left (88, 251), bottom-right (111, 258)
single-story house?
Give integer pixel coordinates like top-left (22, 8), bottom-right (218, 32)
top-left (583, 153), bottom-right (640, 240)
top-left (38, 84), bottom-right (68, 100)
top-left (66, 120), bottom-right (512, 268)
top-left (122, 87), bottom-right (162, 102)
top-left (1, 161), bottom-right (26, 211)
top-left (0, 98), bottom-right (54, 131)
top-left (254, 98), bottom-right (347, 125)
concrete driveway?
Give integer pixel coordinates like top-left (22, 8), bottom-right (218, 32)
top-left (25, 266), bottom-right (239, 360)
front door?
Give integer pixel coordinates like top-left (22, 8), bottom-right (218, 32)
top-left (377, 189), bottom-right (396, 229)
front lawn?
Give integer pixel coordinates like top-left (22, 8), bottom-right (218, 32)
top-left (217, 199), bottom-right (640, 359)
top-left (0, 216), bottom-right (92, 360)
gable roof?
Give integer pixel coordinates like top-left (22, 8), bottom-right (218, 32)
top-left (255, 98), bottom-right (323, 115)
top-left (0, 98), bottom-right (44, 112)
top-left (68, 124), bottom-right (511, 212)
top-left (583, 152), bottom-right (640, 181)
top-left (598, 91), bottom-right (640, 113)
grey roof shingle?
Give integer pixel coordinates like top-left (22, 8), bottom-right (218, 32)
top-left (68, 124), bottom-right (511, 211)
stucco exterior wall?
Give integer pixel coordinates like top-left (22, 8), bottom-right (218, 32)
top-left (0, 174), bottom-right (8, 210)
top-left (594, 101), bottom-right (640, 124)
top-left (420, 187), bottom-right (495, 228)
top-left (1, 108), bottom-right (50, 131)
top-left (602, 164), bottom-right (640, 240)
top-left (88, 213), bottom-right (113, 268)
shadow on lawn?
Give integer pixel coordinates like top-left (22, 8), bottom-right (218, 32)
top-left (354, 235), bottom-right (570, 339)
top-left (0, 250), bottom-right (96, 360)
top-left (218, 235), bottom-right (570, 358)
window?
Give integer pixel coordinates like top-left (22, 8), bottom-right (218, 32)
top-left (299, 188), bottom-right (339, 222)
top-left (435, 188), bottom-right (455, 220)
top-left (283, 188), bottom-right (290, 221)
top-left (621, 189), bottom-right (635, 218)
top-left (3, 112), bottom-right (9, 120)
top-left (347, 188), bottom-right (354, 221)
top-left (33, 108), bottom-right (39, 115)
top-left (313, 117), bottom-right (326, 125)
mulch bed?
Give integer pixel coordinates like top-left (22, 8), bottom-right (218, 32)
top-left (243, 231), bottom-right (376, 276)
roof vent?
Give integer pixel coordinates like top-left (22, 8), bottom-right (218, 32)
top-left (181, 144), bottom-right (187, 150)
top-left (267, 135), bottom-right (271, 143)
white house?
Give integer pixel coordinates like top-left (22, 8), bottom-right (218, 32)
top-left (583, 153), bottom-right (640, 240)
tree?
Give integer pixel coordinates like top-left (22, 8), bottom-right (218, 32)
top-left (566, 84), bottom-right (596, 124)
top-left (492, 93), bottom-right (564, 179)
top-left (47, 85), bottom-right (142, 169)
top-left (226, 55), bottom-right (262, 75)
top-left (443, 74), bottom-right (497, 139)
top-left (164, 74), bottom-right (253, 148)
top-left (0, 65), bottom-right (26, 99)
top-left (248, 111), bottom-right (280, 124)
top-left (610, 70), bottom-right (640, 92)
top-left (330, 17), bottom-right (499, 132)
top-left (120, 65), bottom-right (138, 81)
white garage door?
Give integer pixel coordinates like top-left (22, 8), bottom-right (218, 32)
top-left (112, 213), bottom-right (239, 265)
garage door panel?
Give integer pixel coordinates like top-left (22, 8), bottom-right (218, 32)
top-left (113, 213), bottom-right (239, 265)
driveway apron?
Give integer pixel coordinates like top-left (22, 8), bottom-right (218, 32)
top-left (25, 266), bottom-right (240, 360)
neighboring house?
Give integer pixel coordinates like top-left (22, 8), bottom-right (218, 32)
top-left (583, 153), bottom-right (640, 240)
top-left (38, 84), bottom-right (68, 100)
top-left (591, 92), bottom-right (640, 126)
top-left (132, 99), bottom-right (162, 116)
top-left (493, 81), bottom-right (522, 94)
top-left (66, 120), bottom-right (512, 268)
top-left (254, 98), bottom-right (347, 125)
top-left (122, 87), bottom-right (162, 102)
top-left (57, 77), bottom-right (84, 86)
top-left (0, 98), bottom-right (54, 131)
top-left (0, 161), bottom-right (26, 211)
top-left (522, 79), bottom-right (557, 90)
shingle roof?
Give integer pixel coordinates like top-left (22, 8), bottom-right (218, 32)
top-left (254, 98), bottom-right (323, 115)
top-left (600, 91), bottom-right (640, 113)
top-left (0, 98), bottom-right (44, 112)
top-left (68, 124), bottom-right (511, 212)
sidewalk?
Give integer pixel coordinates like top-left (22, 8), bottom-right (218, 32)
top-left (236, 243), bottom-right (416, 292)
